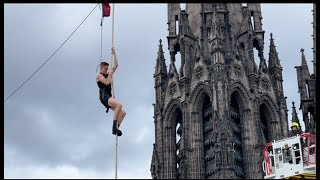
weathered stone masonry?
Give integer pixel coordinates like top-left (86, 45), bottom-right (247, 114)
top-left (151, 3), bottom-right (315, 179)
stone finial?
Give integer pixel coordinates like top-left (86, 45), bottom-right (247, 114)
top-left (292, 101), bottom-right (295, 107)
top-left (300, 48), bottom-right (308, 66)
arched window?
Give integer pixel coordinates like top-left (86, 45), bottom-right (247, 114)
top-left (259, 104), bottom-right (270, 145)
top-left (202, 94), bottom-right (214, 178)
top-left (175, 109), bottom-right (183, 179)
top-left (259, 103), bottom-right (271, 178)
top-left (230, 93), bottom-right (244, 178)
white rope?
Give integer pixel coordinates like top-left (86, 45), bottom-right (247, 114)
top-left (100, 23), bottom-right (103, 63)
top-left (110, 3), bottom-right (118, 180)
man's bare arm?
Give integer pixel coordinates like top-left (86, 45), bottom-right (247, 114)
top-left (97, 73), bottom-right (112, 86)
top-left (109, 47), bottom-right (118, 77)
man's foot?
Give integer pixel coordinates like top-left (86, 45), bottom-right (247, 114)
top-left (112, 120), bottom-right (122, 136)
top-left (112, 129), bottom-right (122, 136)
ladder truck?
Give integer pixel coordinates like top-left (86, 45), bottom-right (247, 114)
top-left (262, 133), bottom-right (316, 179)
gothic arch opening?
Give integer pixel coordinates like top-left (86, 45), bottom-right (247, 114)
top-left (253, 38), bottom-right (260, 71)
top-left (190, 87), bottom-right (213, 179)
top-left (259, 103), bottom-right (271, 145)
top-left (259, 103), bottom-right (272, 178)
top-left (202, 93), bottom-right (213, 178)
top-left (173, 108), bottom-right (183, 179)
top-left (163, 104), bottom-right (183, 179)
top-left (230, 92), bottom-right (244, 178)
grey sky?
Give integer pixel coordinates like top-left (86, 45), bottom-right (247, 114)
top-left (4, 3), bottom-right (313, 179)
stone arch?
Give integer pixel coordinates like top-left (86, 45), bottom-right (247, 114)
top-left (255, 94), bottom-right (280, 178)
top-left (229, 81), bottom-right (251, 111)
top-left (163, 99), bottom-right (183, 179)
top-left (259, 94), bottom-right (278, 124)
top-left (189, 83), bottom-right (213, 178)
top-left (189, 82), bottom-right (213, 110)
top-left (164, 99), bottom-right (182, 127)
top-left (258, 93), bottom-right (280, 142)
top-left (228, 82), bottom-right (251, 178)
top-left (259, 93), bottom-right (278, 112)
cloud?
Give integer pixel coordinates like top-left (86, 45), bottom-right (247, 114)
top-left (5, 164), bottom-right (105, 179)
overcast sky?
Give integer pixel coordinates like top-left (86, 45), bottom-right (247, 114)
top-left (4, 3), bottom-right (313, 179)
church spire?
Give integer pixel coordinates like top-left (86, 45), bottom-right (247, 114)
top-left (155, 39), bottom-right (167, 75)
top-left (268, 33), bottom-right (284, 95)
top-left (300, 48), bottom-right (310, 77)
top-left (268, 33), bottom-right (282, 70)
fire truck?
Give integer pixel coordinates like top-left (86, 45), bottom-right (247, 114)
top-left (262, 133), bottom-right (316, 179)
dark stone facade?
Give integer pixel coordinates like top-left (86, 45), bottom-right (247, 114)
top-left (150, 3), bottom-right (315, 179)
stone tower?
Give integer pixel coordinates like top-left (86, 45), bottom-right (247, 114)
top-left (294, 4), bottom-right (316, 134)
top-left (151, 3), bottom-right (289, 179)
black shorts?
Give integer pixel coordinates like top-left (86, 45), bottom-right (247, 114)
top-left (100, 92), bottom-right (112, 110)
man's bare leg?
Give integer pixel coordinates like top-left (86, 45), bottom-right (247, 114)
top-left (108, 97), bottom-right (122, 122)
top-left (108, 97), bottom-right (123, 135)
top-left (118, 110), bottom-right (126, 126)
top-left (110, 108), bottom-right (126, 127)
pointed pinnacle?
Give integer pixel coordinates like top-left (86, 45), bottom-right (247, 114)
top-left (300, 48), bottom-right (308, 66)
top-left (292, 101), bottom-right (296, 108)
top-left (269, 33), bottom-right (275, 47)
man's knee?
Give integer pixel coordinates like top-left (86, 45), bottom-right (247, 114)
top-left (122, 110), bottom-right (126, 117)
top-left (116, 103), bottom-right (122, 110)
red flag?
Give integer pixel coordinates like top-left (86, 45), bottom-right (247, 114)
top-left (102, 2), bottom-right (111, 17)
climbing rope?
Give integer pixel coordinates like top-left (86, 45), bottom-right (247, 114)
top-left (96, 15), bottom-right (104, 73)
top-left (100, 23), bottom-right (103, 63)
top-left (109, 3), bottom-right (119, 180)
top-left (99, 3), bottom-right (118, 178)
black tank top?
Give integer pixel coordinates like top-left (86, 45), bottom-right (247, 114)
top-left (97, 73), bottom-right (112, 97)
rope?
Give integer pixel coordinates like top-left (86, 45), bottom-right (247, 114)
top-left (99, 3), bottom-right (118, 179)
top-left (111, 4), bottom-right (115, 100)
top-left (97, 15), bottom-right (104, 73)
top-left (4, 3), bottom-right (99, 103)
top-left (100, 22), bottom-right (103, 63)
top-left (110, 3), bottom-right (118, 180)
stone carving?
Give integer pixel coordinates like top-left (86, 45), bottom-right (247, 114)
top-left (234, 64), bottom-right (243, 78)
top-left (261, 78), bottom-right (270, 90)
top-left (194, 66), bottom-right (203, 79)
top-left (169, 83), bottom-right (177, 95)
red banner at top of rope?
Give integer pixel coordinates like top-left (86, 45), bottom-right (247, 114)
top-left (102, 2), bottom-right (111, 17)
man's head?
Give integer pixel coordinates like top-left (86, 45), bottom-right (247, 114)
top-left (291, 122), bottom-right (299, 132)
top-left (100, 62), bottom-right (109, 73)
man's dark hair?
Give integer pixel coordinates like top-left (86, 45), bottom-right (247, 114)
top-left (100, 62), bottom-right (109, 67)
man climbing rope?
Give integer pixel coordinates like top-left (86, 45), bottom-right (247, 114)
top-left (96, 47), bottom-right (126, 136)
